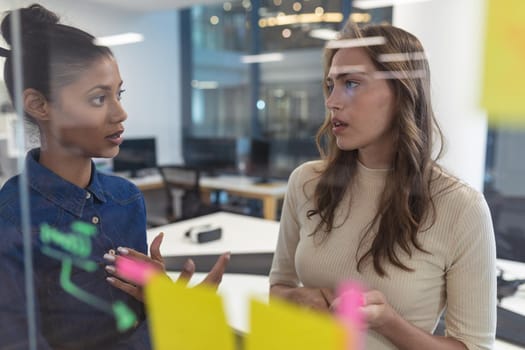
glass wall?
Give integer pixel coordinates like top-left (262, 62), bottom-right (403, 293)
top-left (0, 0), bottom-right (523, 348)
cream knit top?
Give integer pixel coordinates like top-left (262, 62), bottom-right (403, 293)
top-left (270, 160), bottom-right (496, 350)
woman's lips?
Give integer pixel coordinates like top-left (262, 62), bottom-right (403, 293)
top-left (106, 131), bottom-right (124, 145)
top-left (332, 119), bottom-right (348, 134)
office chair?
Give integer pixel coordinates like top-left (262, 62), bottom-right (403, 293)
top-left (156, 165), bottom-right (219, 224)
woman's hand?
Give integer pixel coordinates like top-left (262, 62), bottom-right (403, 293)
top-left (103, 232), bottom-right (166, 301)
top-left (270, 284), bottom-right (335, 312)
top-left (104, 232), bottom-right (230, 302)
top-left (360, 289), bottom-right (396, 330)
top-left (358, 290), bottom-right (468, 350)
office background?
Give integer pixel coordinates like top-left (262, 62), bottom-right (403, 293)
top-left (0, 0), bottom-right (524, 348)
top-left (0, 0), bottom-right (493, 189)
top-left (0, 0), bottom-right (524, 261)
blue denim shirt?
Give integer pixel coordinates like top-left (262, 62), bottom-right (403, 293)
top-left (0, 149), bottom-right (151, 349)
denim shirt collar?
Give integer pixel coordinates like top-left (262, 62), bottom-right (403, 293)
top-left (26, 149), bottom-right (107, 217)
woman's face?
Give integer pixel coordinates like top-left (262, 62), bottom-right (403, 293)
top-left (44, 56), bottom-right (127, 159)
top-left (325, 47), bottom-right (396, 168)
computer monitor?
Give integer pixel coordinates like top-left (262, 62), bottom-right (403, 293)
top-left (483, 185), bottom-right (525, 264)
top-left (183, 137), bottom-right (270, 178)
top-left (238, 137), bottom-right (270, 180)
top-left (183, 137), bottom-right (238, 175)
top-left (113, 137), bottom-right (157, 177)
top-left (493, 198), bottom-right (525, 263)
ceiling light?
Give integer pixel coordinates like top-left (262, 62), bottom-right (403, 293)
top-left (350, 12), bottom-right (372, 23)
top-left (325, 36), bottom-right (386, 49)
top-left (378, 52), bottom-right (427, 62)
top-left (94, 32), bottom-right (144, 47)
top-left (282, 28), bottom-right (292, 38)
top-left (242, 0), bottom-right (251, 9)
top-left (241, 53), bottom-right (284, 64)
top-left (258, 12), bottom-right (343, 28)
top-left (210, 16), bottom-right (219, 25)
top-left (191, 80), bottom-right (219, 89)
top-left (256, 100), bottom-right (266, 110)
top-left (309, 28), bottom-right (339, 40)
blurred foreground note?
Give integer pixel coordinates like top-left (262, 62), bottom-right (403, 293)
top-left (245, 298), bottom-right (348, 350)
top-left (336, 282), bottom-right (365, 350)
top-left (145, 275), bottom-right (235, 350)
top-left (481, 0), bottom-right (525, 123)
top-left (116, 256), bottom-right (157, 286)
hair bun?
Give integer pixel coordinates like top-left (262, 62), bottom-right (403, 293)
top-left (1, 4), bottom-right (60, 46)
top-left (21, 4), bottom-right (60, 27)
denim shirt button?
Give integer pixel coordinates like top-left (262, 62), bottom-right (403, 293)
top-left (86, 192), bottom-right (91, 199)
top-left (91, 216), bottom-right (100, 224)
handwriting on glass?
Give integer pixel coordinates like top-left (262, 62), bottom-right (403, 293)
top-left (40, 221), bottom-right (137, 332)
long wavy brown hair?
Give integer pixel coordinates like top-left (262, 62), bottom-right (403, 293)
top-left (307, 22), bottom-right (447, 276)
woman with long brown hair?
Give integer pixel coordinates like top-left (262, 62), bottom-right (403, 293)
top-left (270, 21), bottom-right (496, 350)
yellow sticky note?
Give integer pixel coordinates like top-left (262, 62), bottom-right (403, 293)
top-left (481, 0), bottom-right (525, 124)
top-left (245, 298), bottom-right (349, 350)
top-left (145, 275), bottom-right (235, 350)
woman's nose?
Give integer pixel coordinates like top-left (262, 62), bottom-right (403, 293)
top-left (111, 100), bottom-right (127, 123)
top-left (325, 90), bottom-right (341, 111)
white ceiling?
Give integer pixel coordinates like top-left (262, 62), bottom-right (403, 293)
top-left (81, 0), bottom-right (226, 12)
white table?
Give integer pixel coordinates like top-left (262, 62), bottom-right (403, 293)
top-left (147, 212), bottom-right (279, 256)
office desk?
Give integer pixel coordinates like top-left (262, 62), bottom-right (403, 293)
top-left (128, 173), bottom-right (164, 191)
top-left (200, 175), bottom-right (287, 221)
top-left (496, 259), bottom-right (525, 349)
top-left (130, 174), bottom-right (287, 221)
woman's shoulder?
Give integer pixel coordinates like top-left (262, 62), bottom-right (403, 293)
top-left (0, 176), bottom-right (23, 227)
top-left (288, 160), bottom-right (325, 183)
top-left (431, 168), bottom-right (486, 208)
top-left (97, 172), bottom-right (142, 199)
top-left (284, 160), bottom-right (324, 203)
top-left (0, 175), bottom-right (21, 207)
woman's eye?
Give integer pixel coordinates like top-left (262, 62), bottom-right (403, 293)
top-left (117, 89), bottom-right (126, 101)
top-left (345, 80), bottom-right (360, 90)
top-left (91, 95), bottom-right (106, 106)
top-left (326, 84), bottom-right (334, 93)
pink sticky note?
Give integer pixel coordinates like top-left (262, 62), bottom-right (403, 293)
top-left (336, 281), bottom-right (366, 350)
top-left (115, 256), bottom-right (157, 286)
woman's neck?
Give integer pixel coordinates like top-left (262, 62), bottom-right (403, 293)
top-left (38, 148), bottom-right (92, 188)
top-left (357, 151), bottom-right (393, 170)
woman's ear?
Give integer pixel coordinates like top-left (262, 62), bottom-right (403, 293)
top-left (23, 88), bottom-right (50, 121)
